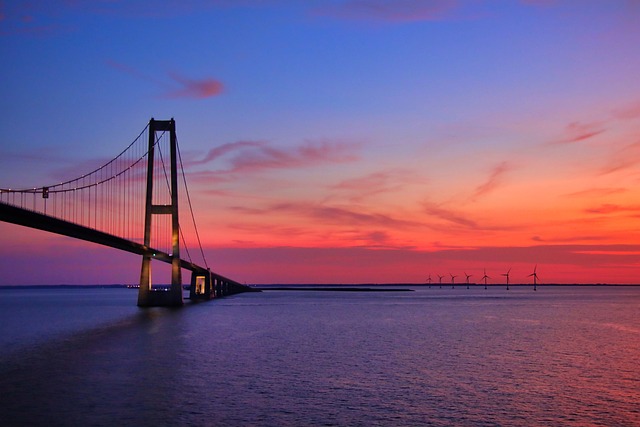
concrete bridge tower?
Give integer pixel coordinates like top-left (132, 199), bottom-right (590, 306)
top-left (138, 119), bottom-right (183, 307)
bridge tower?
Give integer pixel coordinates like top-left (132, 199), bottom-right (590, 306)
top-left (138, 118), bottom-right (183, 307)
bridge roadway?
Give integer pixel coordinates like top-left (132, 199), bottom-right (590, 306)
top-left (0, 201), bottom-right (257, 301)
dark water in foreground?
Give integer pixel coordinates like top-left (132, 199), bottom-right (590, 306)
top-left (1, 286), bottom-right (639, 426)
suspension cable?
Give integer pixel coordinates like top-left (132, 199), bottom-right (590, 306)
top-left (176, 136), bottom-right (209, 270)
top-left (156, 139), bottom-right (194, 263)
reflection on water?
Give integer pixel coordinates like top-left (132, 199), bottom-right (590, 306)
top-left (1, 286), bottom-right (639, 426)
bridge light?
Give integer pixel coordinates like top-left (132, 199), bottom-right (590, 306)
top-left (42, 187), bottom-right (49, 199)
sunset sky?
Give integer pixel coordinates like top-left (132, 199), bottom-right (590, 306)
top-left (1, 0), bottom-right (640, 285)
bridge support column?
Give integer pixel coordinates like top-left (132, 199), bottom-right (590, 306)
top-left (138, 118), bottom-right (183, 307)
top-left (190, 269), bottom-right (215, 301)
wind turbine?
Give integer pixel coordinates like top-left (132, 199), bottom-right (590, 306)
top-left (437, 274), bottom-right (444, 288)
top-left (427, 274), bottom-right (432, 288)
top-left (502, 268), bottom-right (511, 290)
top-left (464, 272), bottom-right (472, 290)
top-left (450, 273), bottom-right (457, 289)
top-left (481, 269), bottom-right (490, 290)
top-left (528, 265), bottom-right (539, 291)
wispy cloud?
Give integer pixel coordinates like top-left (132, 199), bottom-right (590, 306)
top-left (229, 206), bottom-right (412, 249)
top-left (191, 141), bottom-right (266, 166)
top-left (193, 139), bottom-right (360, 173)
top-left (553, 121), bottom-right (606, 145)
top-left (611, 100), bottom-right (640, 120)
top-left (107, 60), bottom-right (223, 99)
top-left (472, 161), bottom-right (511, 199)
top-left (231, 201), bottom-right (421, 231)
top-left (422, 202), bottom-right (478, 228)
top-left (599, 141), bottom-right (640, 175)
top-left (585, 204), bottom-right (640, 215)
top-left (331, 170), bottom-right (415, 201)
top-left (311, 0), bottom-right (457, 23)
top-left (165, 72), bottom-right (223, 99)
top-left (531, 235), bottom-right (609, 243)
top-left (565, 187), bottom-right (629, 198)
top-left (313, 205), bottom-right (414, 228)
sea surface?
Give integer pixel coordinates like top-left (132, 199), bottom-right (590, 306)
top-left (1, 285), bottom-right (639, 426)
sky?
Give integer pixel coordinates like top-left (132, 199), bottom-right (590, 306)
top-left (1, 0), bottom-right (640, 285)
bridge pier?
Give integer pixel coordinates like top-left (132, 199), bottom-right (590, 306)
top-left (189, 269), bottom-right (260, 301)
top-left (138, 254), bottom-right (183, 307)
top-left (190, 269), bottom-right (214, 300)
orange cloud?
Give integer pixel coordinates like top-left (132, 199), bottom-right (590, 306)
top-left (585, 204), bottom-right (640, 215)
top-left (566, 187), bottom-right (628, 198)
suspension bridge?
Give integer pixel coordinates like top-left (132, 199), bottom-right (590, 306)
top-left (0, 118), bottom-right (257, 306)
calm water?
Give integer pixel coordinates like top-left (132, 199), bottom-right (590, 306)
top-left (1, 286), bottom-right (639, 426)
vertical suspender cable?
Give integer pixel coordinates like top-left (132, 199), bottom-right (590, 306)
top-left (176, 137), bottom-right (209, 270)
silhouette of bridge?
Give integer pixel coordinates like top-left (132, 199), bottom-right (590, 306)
top-left (0, 119), bottom-right (256, 306)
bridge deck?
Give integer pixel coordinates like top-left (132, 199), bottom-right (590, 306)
top-left (0, 201), bottom-right (237, 283)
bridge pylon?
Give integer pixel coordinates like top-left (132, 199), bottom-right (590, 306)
top-left (138, 118), bottom-right (183, 307)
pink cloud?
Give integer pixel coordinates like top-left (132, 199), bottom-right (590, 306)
top-left (227, 220), bottom-right (400, 249)
top-left (107, 60), bottom-right (223, 99)
top-left (311, 0), bottom-right (457, 23)
top-left (196, 139), bottom-right (359, 173)
top-left (228, 201), bottom-right (422, 240)
top-left (553, 121), bottom-right (606, 145)
top-left (599, 141), bottom-right (640, 175)
top-left (191, 141), bottom-right (266, 166)
top-left (165, 72), bottom-right (223, 99)
top-left (269, 202), bottom-right (420, 229)
top-left (472, 161), bottom-right (511, 199)
top-left (312, 205), bottom-right (415, 228)
top-left (612, 101), bottom-right (640, 120)
top-left (331, 170), bottom-right (414, 201)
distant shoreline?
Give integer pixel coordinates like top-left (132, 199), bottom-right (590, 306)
top-left (256, 287), bottom-right (414, 292)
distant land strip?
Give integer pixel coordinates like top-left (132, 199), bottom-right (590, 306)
top-left (255, 286), bottom-right (414, 292)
